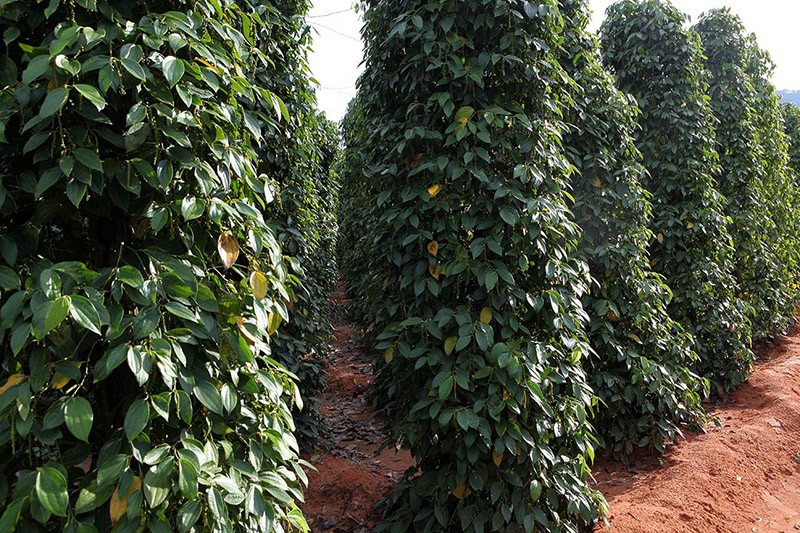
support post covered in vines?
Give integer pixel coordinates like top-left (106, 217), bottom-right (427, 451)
top-left (0, 0), bottom-right (313, 530)
top-left (559, 0), bottom-right (705, 459)
top-left (341, 0), bottom-right (604, 530)
top-left (694, 9), bottom-right (798, 339)
top-left (601, 0), bottom-right (753, 392)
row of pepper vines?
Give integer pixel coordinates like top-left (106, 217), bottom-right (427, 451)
top-left (0, 0), bottom-right (336, 531)
top-left (339, 0), bottom-right (800, 531)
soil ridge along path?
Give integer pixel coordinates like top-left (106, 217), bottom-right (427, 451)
top-left (595, 328), bottom-right (800, 532)
top-left (300, 282), bottom-right (414, 532)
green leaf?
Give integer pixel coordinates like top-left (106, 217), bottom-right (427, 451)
top-left (35, 466), bottom-right (69, 517)
top-left (0, 498), bottom-right (25, 531)
top-left (177, 501), bottom-right (202, 533)
top-left (143, 458), bottom-right (173, 508)
top-left (75, 480), bottom-right (115, 514)
top-left (164, 301), bottom-right (196, 322)
top-left (143, 444), bottom-right (171, 465)
top-left (181, 196), bottom-right (204, 221)
top-left (40, 268), bottom-right (61, 299)
top-left (65, 397), bottom-right (93, 441)
top-left (39, 88), bottom-right (68, 117)
top-left (117, 265), bottom-right (144, 288)
top-left (178, 458), bottom-right (198, 498)
top-left (0, 266), bottom-right (20, 290)
top-left (74, 147), bottom-right (104, 171)
top-left (124, 399), bottom-right (149, 440)
top-left (529, 480), bottom-right (542, 501)
top-left (45, 296), bottom-right (71, 334)
top-left (23, 55), bottom-right (50, 85)
top-left (75, 84), bottom-right (107, 111)
top-left (162, 56), bottom-right (185, 87)
top-left (131, 306), bottom-right (160, 339)
top-left (70, 295), bottom-right (102, 334)
top-left (95, 344), bottom-right (128, 382)
top-left (485, 271), bottom-right (499, 291)
top-left (194, 381), bottom-right (223, 415)
top-left (121, 58), bottom-right (146, 80)
top-left (10, 324), bottom-right (30, 355)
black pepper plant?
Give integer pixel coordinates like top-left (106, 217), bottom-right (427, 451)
top-left (0, 0), bottom-right (313, 530)
top-left (251, 1), bottom-right (341, 450)
top-left (601, 0), bottom-right (753, 392)
top-left (784, 102), bottom-right (800, 176)
top-left (341, 0), bottom-right (605, 531)
top-left (559, 0), bottom-right (704, 459)
top-left (694, 9), bottom-right (797, 339)
top-left (743, 36), bottom-right (800, 319)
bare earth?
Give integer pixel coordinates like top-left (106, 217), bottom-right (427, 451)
top-left (594, 330), bottom-right (800, 533)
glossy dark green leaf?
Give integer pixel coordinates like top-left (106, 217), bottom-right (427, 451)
top-left (75, 84), bottom-right (106, 111)
top-left (70, 295), bottom-right (102, 334)
top-left (64, 397), bottom-right (93, 442)
top-left (44, 295), bottom-right (71, 334)
top-left (35, 466), bottom-right (68, 517)
top-left (124, 399), bottom-right (149, 440)
top-left (39, 87), bottom-right (68, 117)
top-left (162, 56), bottom-right (185, 87)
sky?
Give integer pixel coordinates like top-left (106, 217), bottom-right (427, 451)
top-left (307, 0), bottom-right (800, 121)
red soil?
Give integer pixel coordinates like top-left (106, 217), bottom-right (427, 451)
top-left (594, 331), bottom-right (800, 532)
top-left (300, 286), bottom-right (414, 533)
top-left (304, 284), bottom-right (800, 532)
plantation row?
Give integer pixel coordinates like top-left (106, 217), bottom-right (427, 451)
top-left (1, 0), bottom-right (800, 532)
top-left (0, 0), bottom-right (338, 531)
top-left (340, 0), bottom-right (800, 532)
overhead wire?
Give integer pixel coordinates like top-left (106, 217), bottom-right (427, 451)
top-left (308, 20), bottom-right (362, 42)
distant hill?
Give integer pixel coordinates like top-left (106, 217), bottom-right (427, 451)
top-left (779, 90), bottom-right (800, 107)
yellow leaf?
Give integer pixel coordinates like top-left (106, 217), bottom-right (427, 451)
top-left (686, 222), bottom-right (694, 229)
top-left (429, 263), bottom-right (441, 280)
top-left (0, 374), bottom-right (26, 395)
top-left (626, 333), bottom-right (642, 344)
top-left (444, 336), bottom-right (457, 356)
top-left (428, 184), bottom-right (442, 197)
top-left (249, 271), bottom-right (268, 301)
top-left (480, 307), bottom-right (492, 324)
top-left (217, 232), bottom-right (240, 269)
top-left (451, 483), bottom-right (470, 500)
top-left (493, 451), bottom-right (503, 467)
top-left (427, 241), bottom-right (439, 257)
top-left (384, 347), bottom-right (395, 364)
top-left (51, 373), bottom-right (70, 390)
top-left (110, 476), bottom-right (141, 524)
top-left (236, 316), bottom-right (259, 345)
top-left (591, 176), bottom-right (602, 187)
top-left (657, 233), bottom-right (664, 244)
top-left (267, 311), bottom-right (282, 336)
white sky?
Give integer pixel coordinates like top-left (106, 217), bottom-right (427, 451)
top-left (308, 0), bottom-right (800, 121)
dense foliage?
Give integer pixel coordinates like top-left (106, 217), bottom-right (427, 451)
top-left (784, 102), bottom-right (800, 175)
top-left (0, 0), bottom-right (316, 530)
top-left (560, 0), bottom-right (704, 459)
top-left (253, 3), bottom-right (340, 447)
top-left (600, 0), bottom-right (753, 392)
top-left (341, 0), bottom-right (605, 530)
top-left (694, 9), bottom-right (798, 339)
top-left (744, 36), bottom-right (800, 327)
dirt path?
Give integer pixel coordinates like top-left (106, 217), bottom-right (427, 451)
top-left (300, 284), bottom-right (414, 532)
top-left (594, 330), bottom-right (800, 532)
